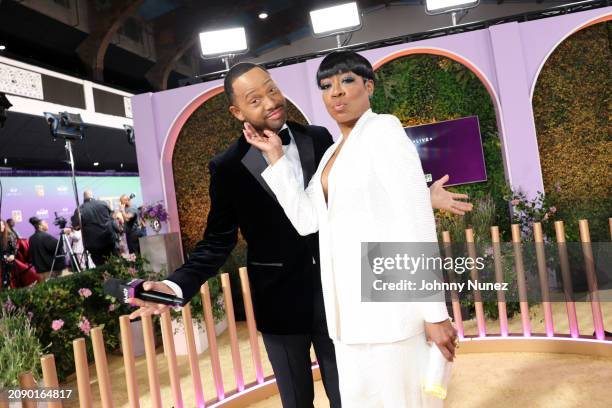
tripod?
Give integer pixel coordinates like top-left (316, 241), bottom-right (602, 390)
top-left (50, 228), bottom-right (81, 276)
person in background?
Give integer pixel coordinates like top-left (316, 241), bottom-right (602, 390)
top-left (6, 218), bottom-right (20, 239)
top-left (1, 219), bottom-right (18, 288)
top-left (119, 194), bottom-right (140, 254)
top-left (69, 225), bottom-right (94, 270)
top-left (111, 210), bottom-right (129, 256)
top-left (28, 216), bottom-right (68, 279)
top-left (72, 190), bottom-right (116, 266)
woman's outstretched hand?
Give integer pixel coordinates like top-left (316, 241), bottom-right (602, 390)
top-left (429, 174), bottom-right (473, 216)
top-left (243, 122), bottom-right (284, 165)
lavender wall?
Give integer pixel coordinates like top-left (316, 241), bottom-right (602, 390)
top-left (132, 7), bottom-right (611, 236)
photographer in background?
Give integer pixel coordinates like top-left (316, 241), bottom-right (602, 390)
top-left (28, 216), bottom-right (68, 279)
top-left (119, 193), bottom-right (140, 255)
top-left (72, 190), bottom-right (116, 266)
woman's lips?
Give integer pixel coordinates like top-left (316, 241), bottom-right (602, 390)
top-left (333, 103), bottom-right (346, 113)
top-left (267, 108), bottom-right (284, 120)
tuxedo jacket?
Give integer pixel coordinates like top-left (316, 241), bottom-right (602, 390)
top-left (166, 121), bottom-right (334, 334)
top-left (262, 110), bottom-right (449, 344)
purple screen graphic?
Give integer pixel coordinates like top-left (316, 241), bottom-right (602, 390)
top-left (404, 116), bottom-right (487, 187)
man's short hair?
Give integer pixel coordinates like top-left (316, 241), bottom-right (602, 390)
top-left (224, 63), bottom-right (268, 104)
top-left (29, 216), bottom-right (42, 229)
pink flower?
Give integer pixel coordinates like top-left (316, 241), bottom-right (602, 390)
top-left (127, 267), bottom-right (137, 276)
top-left (78, 316), bottom-right (91, 335)
top-left (108, 303), bottom-right (116, 312)
top-left (51, 319), bottom-right (64, 331)
top-left (510, 199), bottom-right (520, 206)
top-left (543, 213), bottom-right (549, 221)
top-left (78, 288), bottom-right (92, 298)
top-left (3, 298), bottom-right (16, 313)
top-left (549, 206), bottom-right (557, 214)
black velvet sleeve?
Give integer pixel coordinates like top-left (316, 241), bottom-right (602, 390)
top-left (165, 160), bottom-right (239, 301)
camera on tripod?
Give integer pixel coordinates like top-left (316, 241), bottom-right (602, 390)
top-left (53, 212), bottom-right (68, 230)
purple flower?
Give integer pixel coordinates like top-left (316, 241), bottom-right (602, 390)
top-left (78, 316), bottom-right (91, 336)
top-left (3, 298), bottom-right (15, 313)
top-left (51, 319), bottom-right (64, 331)
top-left (78, 288), bottom-right (92, 298)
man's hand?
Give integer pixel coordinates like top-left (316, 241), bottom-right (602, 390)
top-left (430, 174), bottom-right (473, 216)
top-left (128, 281), bottom-right (175, 319)
top-left (425, 318), bottom-right (459, 362)
top-left (243, 122), bottom-right (284, 165)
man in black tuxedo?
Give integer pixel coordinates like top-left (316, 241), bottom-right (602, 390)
top-left (129, 63), bottom-right (341, 408)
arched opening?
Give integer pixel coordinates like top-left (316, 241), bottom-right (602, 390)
top-left (372, 49), bottom-right (510, 239)
top-left (532, 20), bottom-right (611, 241)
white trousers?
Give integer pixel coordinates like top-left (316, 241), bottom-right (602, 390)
top-left (334, 331), bottom-right (444, 408)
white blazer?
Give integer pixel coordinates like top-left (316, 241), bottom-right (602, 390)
top-left (262, 109), bottom-right (449, 344)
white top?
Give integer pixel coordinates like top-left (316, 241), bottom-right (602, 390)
top-left (262, 109), bottom-right (449, 344)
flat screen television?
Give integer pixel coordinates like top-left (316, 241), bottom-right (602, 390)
top-left (404, 115), bottom-right (487, 187)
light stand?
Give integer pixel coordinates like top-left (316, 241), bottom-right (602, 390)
top-left (44, 111), bottom-right (89, 271)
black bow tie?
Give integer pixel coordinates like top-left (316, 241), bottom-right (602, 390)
top-left (278, 128), bottom-right (291, 146)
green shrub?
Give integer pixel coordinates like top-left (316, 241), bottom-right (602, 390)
top-left (0, 301), bottom-right (44, 388)
top-left (0, 254), bottom-right (224, 383)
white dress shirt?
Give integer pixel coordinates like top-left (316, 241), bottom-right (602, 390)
top-left (163, 123), bottom-right (304, 299)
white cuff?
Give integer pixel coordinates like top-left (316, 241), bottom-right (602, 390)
top-left (162, 280), bottom-right (183, 298)
top-left (422, 302), bottom-right (450, 323)
top-left (261, 154), bottom-right (291, 183)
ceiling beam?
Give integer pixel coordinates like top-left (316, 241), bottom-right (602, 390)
top-left (76, 0), bottom-right (145, 81)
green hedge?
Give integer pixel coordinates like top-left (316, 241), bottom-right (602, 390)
top-left (0, 255), bottom-right (223, 383)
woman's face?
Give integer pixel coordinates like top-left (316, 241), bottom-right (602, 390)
top-left (0, 221), bottom-right (4, 233)
top-left (319, 71), bottom-right (374, 131)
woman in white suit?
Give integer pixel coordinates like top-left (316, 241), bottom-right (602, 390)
top-left (244, 51), bottom-right (459, 407)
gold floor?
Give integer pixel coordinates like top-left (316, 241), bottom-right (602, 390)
top-left (61, 301), bottom-right (612, 407)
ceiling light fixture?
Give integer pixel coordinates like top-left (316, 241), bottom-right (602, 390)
top-left (199, 27), bottom-right (248, 70)
top-left (425, 0), bottom-right (480, 25)
top-left (309, 2), bottom-right (362, 48)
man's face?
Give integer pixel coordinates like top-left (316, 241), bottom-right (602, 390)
top-left (41, 220), bottom-right (49, 231)
top-left (228, 67), bottom-right (287, 132)
top-left (120, 196), bottom-right (130, 207)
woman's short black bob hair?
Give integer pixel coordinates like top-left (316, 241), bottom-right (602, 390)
top-left (316, 50), bottom-right (375, 89)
